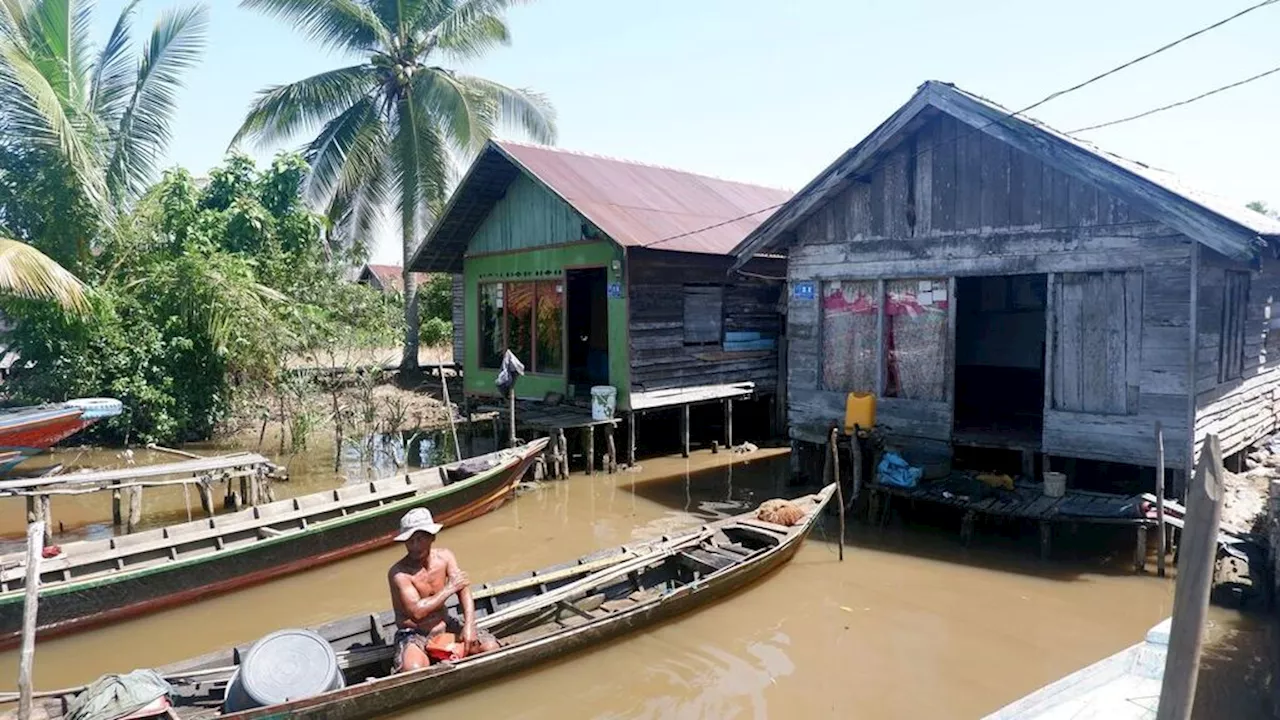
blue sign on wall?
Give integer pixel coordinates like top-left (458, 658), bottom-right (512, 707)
top-left (792, 281), bottom-right (815, 301)
top-left (607, 282), bottom-right (623, 299)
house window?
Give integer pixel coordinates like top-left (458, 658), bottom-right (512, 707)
top-left (683, 285), bottom-right (724, 345)
top-left (1052, 271), bottom-right (1142, 414)
top-left (478, 280), bottom-right (565, 373)
top-left (884, 279), bottom-right (948, 401)
top-left (1219, 271), bottom-right (1249, 382)
top-left (821, 280), bottom-right (878, 392)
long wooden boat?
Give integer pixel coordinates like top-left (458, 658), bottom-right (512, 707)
top-left (0, 438), bottom-right (548, 648)
top-left (0, 398), bottom-right (123, 470)
top-left (13, 484), bottom-right (836, 720)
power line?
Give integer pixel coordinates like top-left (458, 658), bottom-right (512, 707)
top-left (1071, 65), bottom-right (1280, 133)
top-left (643, 0), bottom-right (1278, 249)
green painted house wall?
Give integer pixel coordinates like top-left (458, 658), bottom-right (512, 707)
top-left (461, 176), bottom-right (631, 407)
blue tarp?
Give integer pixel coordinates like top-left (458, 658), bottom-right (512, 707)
top-left (877, 452), bottom-right (922, 489)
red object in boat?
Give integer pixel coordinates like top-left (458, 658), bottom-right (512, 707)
top-left (42, 546), bottom-right (61, 559)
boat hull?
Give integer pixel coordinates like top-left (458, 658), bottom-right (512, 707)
top-left (0, 441), bottom-right (545, 648)
top-left (228, 489), bottom-right (833, 720)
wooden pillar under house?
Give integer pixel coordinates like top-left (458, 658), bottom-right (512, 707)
top-left (585, 426), bottom-right (595, 475)
top-left (681, 405), bottom-right (691, 459)
top-left (605, 425), bottom-right (618, 474)
top-left (724, 399), bottom-right (734, 450)
top-left (627, 412), bottom-right (637, 467)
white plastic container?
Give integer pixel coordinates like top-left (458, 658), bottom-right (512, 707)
top-left (591, 386), bottom-right (617, 421)
top-left (1043, 471), bottom-right (1067, 498)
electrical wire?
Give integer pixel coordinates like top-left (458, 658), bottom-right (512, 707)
top-left (1071, 65), bottom-right (1280, 133)
top-left (641, 0), bottom-right (1278, 250)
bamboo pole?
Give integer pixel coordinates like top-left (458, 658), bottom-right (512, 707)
top-left (829, 428), bottom-right (845, 561)
top-left (437, 360), bottom-right (461, 462)
top-left (145, 443), bottom-right (203, 460)
top-left (506, 392), bottom-right (517, 449)
top-left (18, 520), bottom-right (43, 720)
top-left (1157, 434), bottom-right (1225, 720)
top-left (681, 405), bottom-right (690, 458)
top-left (1156, 421), bottom-right (1167, 578)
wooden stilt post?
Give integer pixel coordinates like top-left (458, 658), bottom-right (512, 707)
top-left (507, 392), bottom-right (517, 449)
top-left (111, 480), bottom-right (122, 526)
top-left (462, 395), bottom-right (475, 459)
top-left (724, 399), bottom-right (733, 450)
top-left (681, 405), bottom-right (690, 459)
top-left (605, 426), bottom-right (617, 474)
top-left (850, 426), bottom-right (863, 506)
top-left (1157, 434), bottom-right (1225, 720)
top-left (586, 426), bottom-right (595, 475)
top-left (198, 477), bottom-right (214, 518)
top-left (37, 497), bottom-right (51, 547)
top-left (627, 412), bottom-right (637, 467)
top-left (126, 486), bottom-right (143, 534)
top-left (18, 520), bottom-right (44, 720)
top-left (829, 428), bottom-right (844, 561)
top-left (1156, 421), bottom-right (1167, 577)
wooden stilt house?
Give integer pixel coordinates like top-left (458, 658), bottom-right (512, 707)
top-left (411, 140), bottom-right (790, 423)
top-left (731, 81), bottom-right (1280, 484)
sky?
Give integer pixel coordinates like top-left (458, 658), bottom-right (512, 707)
top-left (96, 0), bottom-right (1280, 264)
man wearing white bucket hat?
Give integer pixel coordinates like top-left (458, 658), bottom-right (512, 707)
top-left (388, 508), bottom-right (499, 673)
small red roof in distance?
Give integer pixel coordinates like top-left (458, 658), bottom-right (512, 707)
top-left (495, 141), bottom-right (793, 255)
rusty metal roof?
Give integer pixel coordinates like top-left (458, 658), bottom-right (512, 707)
top-left (411, 140), bottom-right (792, 273)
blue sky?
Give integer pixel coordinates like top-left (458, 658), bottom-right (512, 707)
top-left (98, 0), bottom-right (1280, 263)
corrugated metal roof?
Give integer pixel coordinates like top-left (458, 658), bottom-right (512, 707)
top-left (358, 264), bottom-right (427, 293)
top-left (410, 141), bottom-right (792, 272)
top-left (733, 80), bottom-right (1280, 267)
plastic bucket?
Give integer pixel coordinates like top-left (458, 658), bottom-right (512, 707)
top-left (223, 629), bottom-right (344, 712)
top-left (1043, 471), bottom-right (1067, 498)
top-left (591, 386), bottom-right (617, 421)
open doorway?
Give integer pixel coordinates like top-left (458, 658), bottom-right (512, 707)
top-left (953, 274), bottom-right (1047, 448)
top-left (566, 267), bottom-right (609, 395)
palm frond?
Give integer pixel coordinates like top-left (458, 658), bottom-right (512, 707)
top-left (231, 64), bottom-right (378, 150)
top-left (0, 0), bottom-right (28, 36)
top-left (0, 236), bottom-right (87, 310)
top-left (301, 94), bottom-right (383, 205)
top-left (412, 67), bottom-right (490, 152)
top-left (89, 0), bottom-right (141, 126)
top-left (0, 37), bottom-right (108, 210)
top-left (392, 87), bottom-right (448, 237)
top-left (325, 151), bottom-right (391, 260)
top-left (452, 73), bottom-right (555, 144)
top-left (419, 0), bottom-right (526, 58)
top-left (238, 0), bottom-right (391, 53)
top-left (106, 3), bottom-right (208, 205)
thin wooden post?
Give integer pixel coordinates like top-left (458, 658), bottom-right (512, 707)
top-left (627, 412), bottom-right (637, 467)
top-left (438, 359), bottom-right (460, 462)
top-left (1156, 421), bottom-right (1167, 578)
top-left (18, 520), bottom-right (43, 720)
top-left (37, 497), bottom-right (51, 547)
top-left (829, 428), bottom-right (844, 562)
top-left (681, 405), bottom-right (690, 458)
top-left (197, 477), bottom-right (214, 518)
top-left (507, 393), bottom-right (517, 449)
top-left (1157, 434), bottom-right (1225, 720)
top-left (126, 486), bottom-right (143, 534)
top-left (585, 426), bottom-right (595, 475)
top-left (605, 426), bottom-right (617, 474)
top-left (111, 481), bottom-right (122, 526)
top-left (724, 399), bottom-right (734, 450)
top-left (850, 426), bottom-right (863, 505)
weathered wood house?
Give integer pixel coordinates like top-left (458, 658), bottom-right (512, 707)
top-left (411, 140), bottom-right (790, 417)
top-left (732, 81), bottom-right (1280, 483)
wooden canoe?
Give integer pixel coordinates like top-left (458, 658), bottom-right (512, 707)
top-left (0, 438), bottom-right (548, 648)
top-left (13, 484), bottom-right (836, 720)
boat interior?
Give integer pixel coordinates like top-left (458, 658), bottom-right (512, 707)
top-left (0, 447), bottom-right (523, 594)
top-left (23, 490), bottom-right (828, 720)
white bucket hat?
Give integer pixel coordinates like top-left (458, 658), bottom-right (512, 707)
top-left (394, 507), bottom-right (443, 541)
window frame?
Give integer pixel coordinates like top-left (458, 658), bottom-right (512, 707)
top-left (476, 277), bottom-right (566, 375)
top-left (682, 284), bottom-right (725, 347)
top-left (1219, 270), bottom-right (1250, 383)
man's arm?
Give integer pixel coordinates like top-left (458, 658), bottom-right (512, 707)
top-left (392, 570), bottom-right (468, 624)
top-left (444, 550), bottom-right (478, 644)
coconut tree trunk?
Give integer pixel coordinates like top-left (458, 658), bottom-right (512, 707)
top-left (400, 208), bottom-right (421, 376)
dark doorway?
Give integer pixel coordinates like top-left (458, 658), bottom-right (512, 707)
top-left (566, 268), bottom-right (609, 395)
top-left (953, 275), bottom-right (1047, 447)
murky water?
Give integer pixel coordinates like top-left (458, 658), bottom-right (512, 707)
top-left (0, 442), bottom-right (1272, 718)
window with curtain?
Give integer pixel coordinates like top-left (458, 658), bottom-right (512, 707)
top-left (884, 279), bottom-right (948, 401)
top-left (479, 283), bottom-right (504, 369)
top-left (478, 279), bottom-right (564, 374)
top-left (821, 280), bottom-right (878, 392)
top-left (535, 280), bottom-right (564, 373)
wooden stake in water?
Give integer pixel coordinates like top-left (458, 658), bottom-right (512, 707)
top-left (437, 359), bottom-right (461, 462)
top-left (830, 427), bottom-right (845, 562)
top-left (1157, 434), bottom-right (1224, 720)
top-left (18, 520), bottom-right (44, 720)
top-left (1155, 420), bottom-right (1167, 578)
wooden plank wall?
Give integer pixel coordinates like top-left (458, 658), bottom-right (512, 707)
top-left (627, 249), bottom-right (783, 393)
top-left (785, 112), bottom-right (1194, 467)
top-left (1193, 249), bottom-right (1280, 462)
top-left (451, 274), bottom-right (465, 365)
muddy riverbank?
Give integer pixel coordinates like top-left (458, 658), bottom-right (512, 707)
top-left (0, 445), bottom-right (1271, 718)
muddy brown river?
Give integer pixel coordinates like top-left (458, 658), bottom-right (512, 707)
top-left (0, 438), bottom-right (1271, 718)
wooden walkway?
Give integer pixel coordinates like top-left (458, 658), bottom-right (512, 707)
top-left (0, 453), bottom-right (277, 493)
top-left (869, 476), bottom-right (1159, 567)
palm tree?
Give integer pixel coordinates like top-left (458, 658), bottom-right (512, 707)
top-left (233, 0), bottom-right (556, 373)
top-left (0, 0), bottom-right (208, 308)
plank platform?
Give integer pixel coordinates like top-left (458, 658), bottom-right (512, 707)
top-left (629, 382), bottom-right (755, 411)
top-left (872, 476), bottom-right (1153, 524)
top-left (0, 453), bottom-right (277, 493)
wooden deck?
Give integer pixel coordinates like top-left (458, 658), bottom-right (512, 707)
top-left (869, 475), bottom-right (1158, 567)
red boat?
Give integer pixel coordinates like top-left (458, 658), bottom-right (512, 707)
top-left (0, 398), bottom-right (122, 470)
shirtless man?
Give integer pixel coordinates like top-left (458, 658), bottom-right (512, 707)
top-left (388, 507), bottom-right (500, 673)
